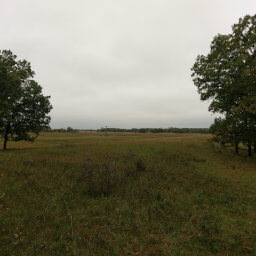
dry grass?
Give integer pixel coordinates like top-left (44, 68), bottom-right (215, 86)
top-left (0, 132), bottom-right (255, 255)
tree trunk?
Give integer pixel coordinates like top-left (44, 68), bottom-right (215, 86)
top-left (3, 122), bottom-right (10, 150)
top-left (3, 135), bottom-right (7, 150)
top-left (254, 141), bottom-right (256, 153)
top-left (235, 143), bottom-right (239, 154)
top-left (248, 141), bottom-right (252, 157)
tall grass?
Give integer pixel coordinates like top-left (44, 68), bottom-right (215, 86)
top-left (0, 132), bottom-right (255, 255)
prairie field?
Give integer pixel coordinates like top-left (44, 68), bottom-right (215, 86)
top-left (0, 132), bottom-right (256, 256)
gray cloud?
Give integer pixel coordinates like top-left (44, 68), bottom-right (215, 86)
top-left (1, 0), bottom-right (256, 128)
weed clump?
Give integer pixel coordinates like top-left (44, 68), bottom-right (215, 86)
top-left (79, 161), bottom-right (123, 197)
top-left (78, 154), bottom-right (147, 198)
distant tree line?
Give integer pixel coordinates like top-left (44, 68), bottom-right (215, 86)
top-left (97, 127), bottom-right (210, 134)
top-left (43, 127), bottom-right (78, 133)
top-left (192, 14), bottom-right (256, 156)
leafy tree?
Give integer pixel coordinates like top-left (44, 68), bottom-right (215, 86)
top-left (192, 15), bottom-right (256, 156)
top-left (67, 127), bottom-right (77, 133)
top-left (210, 117), bottom-right (242, 154)
top-left (0, 50), bottom-right (52, 150)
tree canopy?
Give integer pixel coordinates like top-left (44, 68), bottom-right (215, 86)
top-left (191, 14), bottom-right (256, 156)
top-left (0, 50), bottom-right (52, 149)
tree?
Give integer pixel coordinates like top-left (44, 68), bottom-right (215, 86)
top-left (67, 127), bottom-right (77, 133)
top-left (0, 50), bottom-right (52, 150)
top-left (191, 15), bottom-right (256, 156)
top-left (210, 117), bottom-right (242, 154)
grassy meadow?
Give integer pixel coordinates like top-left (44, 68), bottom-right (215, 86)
top-left (0, 132), bottom-right (256, 255)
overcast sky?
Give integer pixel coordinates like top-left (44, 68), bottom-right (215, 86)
top-left (1, 1), bottom-right (256, 129)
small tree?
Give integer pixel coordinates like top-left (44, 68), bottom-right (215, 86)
top-left (67, 127), bottom-right (77, 133)
top-left (192, 15), bottom-right (256, 156)
top-left (0, 50), bottom-right (52, 150)
top-left (210, 117), bottom-right (242, 154)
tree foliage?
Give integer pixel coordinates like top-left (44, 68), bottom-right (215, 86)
top-left (98, 127), bottom-right (210, 134)
top-left (192, 14), bottom-right (256, 155)
top-left (0, 50), bottom-right (52, 149)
